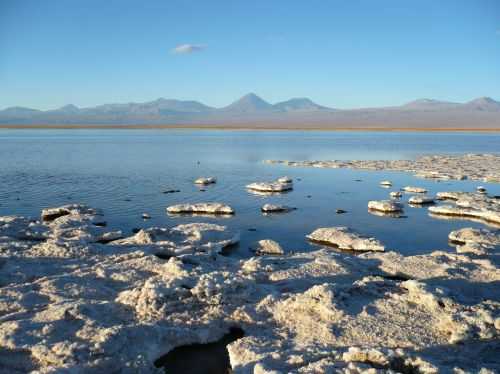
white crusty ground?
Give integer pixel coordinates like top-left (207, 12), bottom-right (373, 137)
top-left (0, 204), bottom-right (499, 373)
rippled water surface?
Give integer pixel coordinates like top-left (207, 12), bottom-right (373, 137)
top-left (1, 129), bottom-right (499, 256)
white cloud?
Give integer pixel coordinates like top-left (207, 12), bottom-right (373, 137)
top-left (171, 44), bottom-right (205, 54)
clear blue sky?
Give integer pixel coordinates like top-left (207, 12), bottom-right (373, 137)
top-left (1, 0), bottom-right (499, 110)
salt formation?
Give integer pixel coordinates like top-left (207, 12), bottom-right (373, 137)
top-left (408, 195), bottom-right (435, 205)
top-left (0, 205), bottom-right (498, 373)
top-left (390, 191), bottom-right (403, 198)
top-left (368, 200), bottom-right (403, 212)
top-left (307, 227), bottom-right (385, 252)
top-left (256, 239), bottom-right (284, 255)
top-left (166, 203), bottom-right (234, 215)
top-left (261, 204), bottom-right (296, 213)
top-left (430, 192), bottom-right (500, 225)
top-left (403, 186), bottom-right (428, 193)
top-left (379, 180), bottom-right (392, 187)
top-left (266, 154), bottom-right (500, 183)
top-left (246, 177), bottom-right (293, 193)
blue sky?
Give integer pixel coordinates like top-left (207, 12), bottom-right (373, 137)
top-left (0, 0), bottom-right (499, 110)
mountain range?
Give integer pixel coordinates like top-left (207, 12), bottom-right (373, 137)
top-left (2, 93), bottom-right (500, 129)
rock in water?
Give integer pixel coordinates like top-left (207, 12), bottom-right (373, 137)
top-left (166, 203), bottom-right (234, 215)
top-left (429, 192), bottom-right (500, 225)
top-left (256, 239), bottom-right (284, 255)
top-left (307, 227), bottom-right (385, 252)
top-left (368, 200), bottom-right (403, 212)
top-left (408, 195), bottom-right (435, 205)
top-left (194, 177), bottom-right (217, 185)
top-left (276, 176), bottom-right (293, 183)
top-left (246, 177), bottom-right (293, 193)
top-left (261, 204), bottom-right (296, 213)
top-left (403, 186), bottom-right (428, 193)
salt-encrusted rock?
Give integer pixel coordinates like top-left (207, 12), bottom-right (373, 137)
top-left (256, 239), bottom-right (284, 255)
top-left (142, 213), bottom-right (151, 219)
top-left (246, 178), bottom-right (293, 193)
top-left (261, 204), bottom-right (296, 213)
top-left (477, 186), bottom-right (487, 193)
top-left (194, 176), bottom-right (217, 185)
top-left (0, 216), bottom-right (49, 241)
top-left (114, 223), bottom-right (240, 255)
top-left (408, 195), bottom-right (435, 205)
top-left (41, 204), bottom-right (100, 221)
top-left (429, 205), bottom-right (500, 225)
top-left (449, 227), bottom-right (500, 247)
top-left (307, 227), bottom-right (385, 252)
top-left (403, 186), bottom-right (428, 193)
top-left (390, 191), bottom-right (403, 198)
top-left (380, 180), bottom-right (392, 186)
top-left (166, 203), bottom-right (234, 215)
top-left (368, 200), bottom-right (403, 212)
top-left (436, 191), bottom-right (471, 201)
top-left (448, 227), bottom-right (500, 255)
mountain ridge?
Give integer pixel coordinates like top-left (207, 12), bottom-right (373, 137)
top-left (1, 94), bottom-right (499, 128)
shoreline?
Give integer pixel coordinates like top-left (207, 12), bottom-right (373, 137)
top-left (1, 124), bottom-right (500, 132)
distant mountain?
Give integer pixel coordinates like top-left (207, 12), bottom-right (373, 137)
top-left (0, 106), bottom-right (41, 119)
top-left (463, 97), bottom-right (500, 111)
top-left (221, 93), bottom-right (274, 112)
top-left (402, 98), bottom-right (459, 110)
top-left (52, 104), bottom-right (80, 114)
top-left (274, 98), bottom-right (330, 111)
top-left (1, 95), bottom-right (499, 129)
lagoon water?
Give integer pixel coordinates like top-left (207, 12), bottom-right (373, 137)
top-left (1, 129), bottom-right (499, 256)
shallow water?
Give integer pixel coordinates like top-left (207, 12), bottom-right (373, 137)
top-left (1, 129), bottom-right (499, 256)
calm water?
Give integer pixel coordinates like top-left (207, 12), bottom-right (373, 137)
top-left (1, 129), bottom-right (499, 256)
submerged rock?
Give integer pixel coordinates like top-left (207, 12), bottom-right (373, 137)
top-left (194, 177), bottom-right (217, 185)
top-left (261, 204), bottom-right (296, 213)
top-left (256, 239), bottom-right (284, 255)
top-left (166, 203), bottom-right (234, 215)
top-left (307, 226), bottom-right (385, 252)
top-left (368, 200), bottom-right (403, 212)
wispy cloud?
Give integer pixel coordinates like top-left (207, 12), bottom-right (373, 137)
top-left (171, 44), bottom-right (206, 54)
